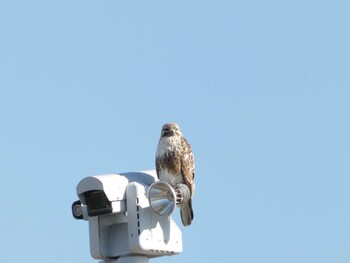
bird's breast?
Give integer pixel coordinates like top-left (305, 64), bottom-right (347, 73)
top-left (158, 169), bottom-right (184, 186)
top-left (156, 137), bottom-right (183, 186)
top-left (156, 137), bottom-right (180, 156)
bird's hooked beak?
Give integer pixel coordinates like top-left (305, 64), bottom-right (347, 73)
top-left (161, 127), bottom-right (172, 137)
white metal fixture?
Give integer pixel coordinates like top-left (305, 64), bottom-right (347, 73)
top-left (72, 170), bottom-right (183, 263)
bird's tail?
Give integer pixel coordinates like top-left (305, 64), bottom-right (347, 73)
top-left (180, 199), bottom-right (194, 226)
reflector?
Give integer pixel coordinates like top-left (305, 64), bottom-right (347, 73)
top-left (148, 181), bottom-right (176, 216)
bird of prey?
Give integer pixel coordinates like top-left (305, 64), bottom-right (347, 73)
top-left (155, 122), bottom-right (195, 226)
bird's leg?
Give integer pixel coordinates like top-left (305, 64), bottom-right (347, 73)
top-left (174, 184), bottom-right (191, 206)
top-left (175, 187), bottom-right (184, 204)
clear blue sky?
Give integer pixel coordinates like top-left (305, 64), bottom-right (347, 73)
top-left (0, 1), bottom-right (349, 262)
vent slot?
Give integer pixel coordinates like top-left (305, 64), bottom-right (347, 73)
top-left (136, 198), bottom-right (141, 236)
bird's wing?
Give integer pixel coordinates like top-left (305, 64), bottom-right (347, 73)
top-left (155, 154), bottom-right (162, 179)
top-left (180, 136), bottom-right (195, 195)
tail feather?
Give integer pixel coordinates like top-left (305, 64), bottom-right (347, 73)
top-left (180, 199), bottom-right (194, 226)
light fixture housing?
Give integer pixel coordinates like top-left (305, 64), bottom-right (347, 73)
top-left (147, 181), bottom-right (176, 216)
top-left (73, 171), bottom-right (183, 261)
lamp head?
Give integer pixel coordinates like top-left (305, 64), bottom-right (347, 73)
top-left (147, 181), bottom-right (176, 216)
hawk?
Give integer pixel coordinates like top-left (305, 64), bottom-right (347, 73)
top-left (155, 122), bottom-right (195, 226)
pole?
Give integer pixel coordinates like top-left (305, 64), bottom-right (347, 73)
top-left (105, 256), bottom-right (149, 263)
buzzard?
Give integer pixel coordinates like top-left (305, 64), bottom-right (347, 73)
top-left (155, 122), bottom-right (195, 226)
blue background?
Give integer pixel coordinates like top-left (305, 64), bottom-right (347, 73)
top-left (0, 1), bottom-right (349, 262)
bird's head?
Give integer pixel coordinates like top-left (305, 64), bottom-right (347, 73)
top-left (161, 122), bottom-right (182, 137)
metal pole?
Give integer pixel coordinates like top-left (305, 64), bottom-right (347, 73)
top-left (105, 256), bottom-right (149, 263)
